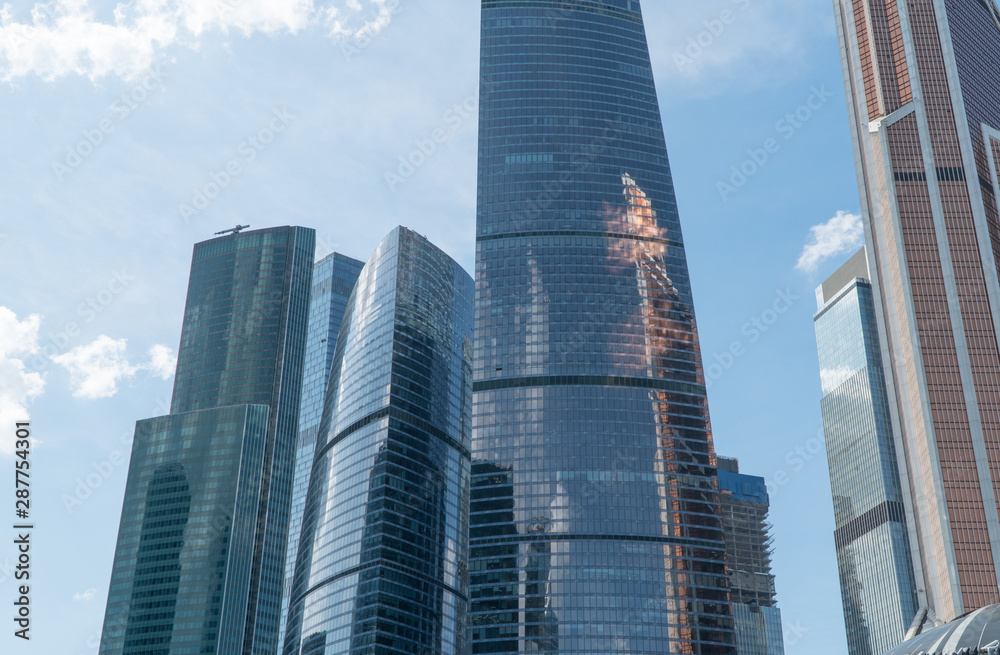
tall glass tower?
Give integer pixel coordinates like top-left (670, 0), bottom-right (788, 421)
top-left (835, 0), bottom-right (1000, 622)
top-left (471, 1), bottom-right (733, 653)
top-left (99, 226), bottom-right (315, 655)
top-left (277, 252), bottom-right (364, 648)
top-left (282, 227), bottom-right (474, 655)
top-left (813, 249), bottom-right (919, 655)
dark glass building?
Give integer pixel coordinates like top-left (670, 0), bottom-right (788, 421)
top-left (282, 227), bottom-right (474, 655)
top-left (277, 252), bottom-right (364, 648)
top-left (471, 1), bottom-right (733, 652)
top-left (813, 249), bottom-right (918, 655)
top-left (717, 457), bottom-right (785, 655)
top-left (99, 226), bottom-right (315, 655)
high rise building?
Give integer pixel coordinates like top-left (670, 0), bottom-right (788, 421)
top-left (471, 1), bottom-right (733, 653)
top-left (716, 457), bottom-right (785, 655)
top-left (834, 0), bottom-right (1000, 620)
top-left (98, 226), bottom-right (315, 655)
top-left (282, 227), bottom-right (474, 655)
top-left (813, 249), bottom-right (919, 655)
top-left (277, 252), bottom-right (364, 648)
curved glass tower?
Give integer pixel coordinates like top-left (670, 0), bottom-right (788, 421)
top-left (282, 227), bottom-right (474, 655)
top-left (471, 1), bottom-right (733, 653)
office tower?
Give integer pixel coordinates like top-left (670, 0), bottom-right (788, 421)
top-left (282, 227), bottom-right (474, 655)
top-left (813, 249), bottom-right (919, 655)
top-left (277, 252), bottom-right (364, 648)
top-left (471, 1), bottom-right (733, 653)
top-left (835, 0), bottom-right (1000, 620)
top-left (717, 457), bottom-right (785, 655)
top-left (99, 226), bottom-right (315, 655)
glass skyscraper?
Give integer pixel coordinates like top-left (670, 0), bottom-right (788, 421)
top-left (716, 458), bottom-right (785, 655)
top-left (835, 0), bottom-right (1000, 621)
top-left (99, 226), bottom-right (315, 655)
top-left (471, 1), bottom-right (733, 653)
top-left (282, 227), bottom-right (474, 655)
top-left (277, 252), bottom-right (364, 648)
top-left (813, 249), bottom-right (919, 655)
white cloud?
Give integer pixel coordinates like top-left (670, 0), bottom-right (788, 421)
top-left (147, 344), bottom-right (177, 379)
top-left (0, 0), bottom-right (397, 81)
top-left (73, 588), bottom-right (97, 602)
top-left (51, 336), bottom-right (175, 399)
top-left (51, 335), bottom-right (139, 399)
top-left (0, 307), bottom-right (46, 455)
top-left (796, 211), bottom-right (864, 273)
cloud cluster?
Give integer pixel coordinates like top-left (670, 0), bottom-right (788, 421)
top-left (73, 588), bottom-right (97, 602)
top-left (0, 0), bottom-right (397, 81)
top-left (796, 211), bottom-right (864, 273)
top-left (51, 336), bottom-right (176, 399)
top-left (0, 308), bottom-right (46, 454)
top-left (147, 343), bottom-right (178, 379)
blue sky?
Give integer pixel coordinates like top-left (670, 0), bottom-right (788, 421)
top-left (0, 1), bottom-right (865, 653)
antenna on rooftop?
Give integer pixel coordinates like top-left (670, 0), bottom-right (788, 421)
top-left (215, 224), bottom-right (250, 236)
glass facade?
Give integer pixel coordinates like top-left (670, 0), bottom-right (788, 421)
top-left (471, 1), bottom-right (733, 653)
top-left (278, 252), bottom-right (364, 648)
top-left (835, 0), bottom-right (1000, 620)
top-left (99, 226), bottom-right (315, 655)
top-left (732, 606), bottom-right (784, 655)
top-left (99, 405), bottom-right (270, 655)
top-left (282, 227), bottom-right (475, 655)
top-left (813, 250), bottom-right (918, 655)
top-left (717, 458), bottom-right (785, 655)
top-left (884, 603), bottom-right (1000, 655)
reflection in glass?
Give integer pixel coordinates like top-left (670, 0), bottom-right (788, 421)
top-left (283, 227), bottom-right (474, 655)
top-left (472, 2), bottom-right (733, 652)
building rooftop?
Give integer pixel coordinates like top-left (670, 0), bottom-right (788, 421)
top-left (885, 606), bottom-right (1000, 655)
top-left (816, 247), bottom-right (869, 309)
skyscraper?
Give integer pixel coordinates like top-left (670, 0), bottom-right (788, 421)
top-left (99, 226), bottom-right (315, 655)
top-left (716, 458), bottom-right (785, 655)
top-left (277, 252), bottom-right (364, 648)
top-left (471, 1), bottom-right (733, 652)
top-left (282, 227), bottom-right (474, 655)
top-left (813, 249), bottom-right (919, 655)
top-left (835, 0), bottom-right (1000, 620)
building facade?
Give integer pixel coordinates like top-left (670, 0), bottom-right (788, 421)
top-left (277, 252), bottom-right (364, 648)
top-left (813, 249), bottom-right (919, 655)
top-left (471, 1), bottom-right (733, 653)
top-left (717, 458), bottom-right (786, 655)
top-left (282, 227), bottom-right (474, 655)
top-left (834, 0), bottom-right (1000, 620)
top-left (99, 226), bottom-right (316, 655)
